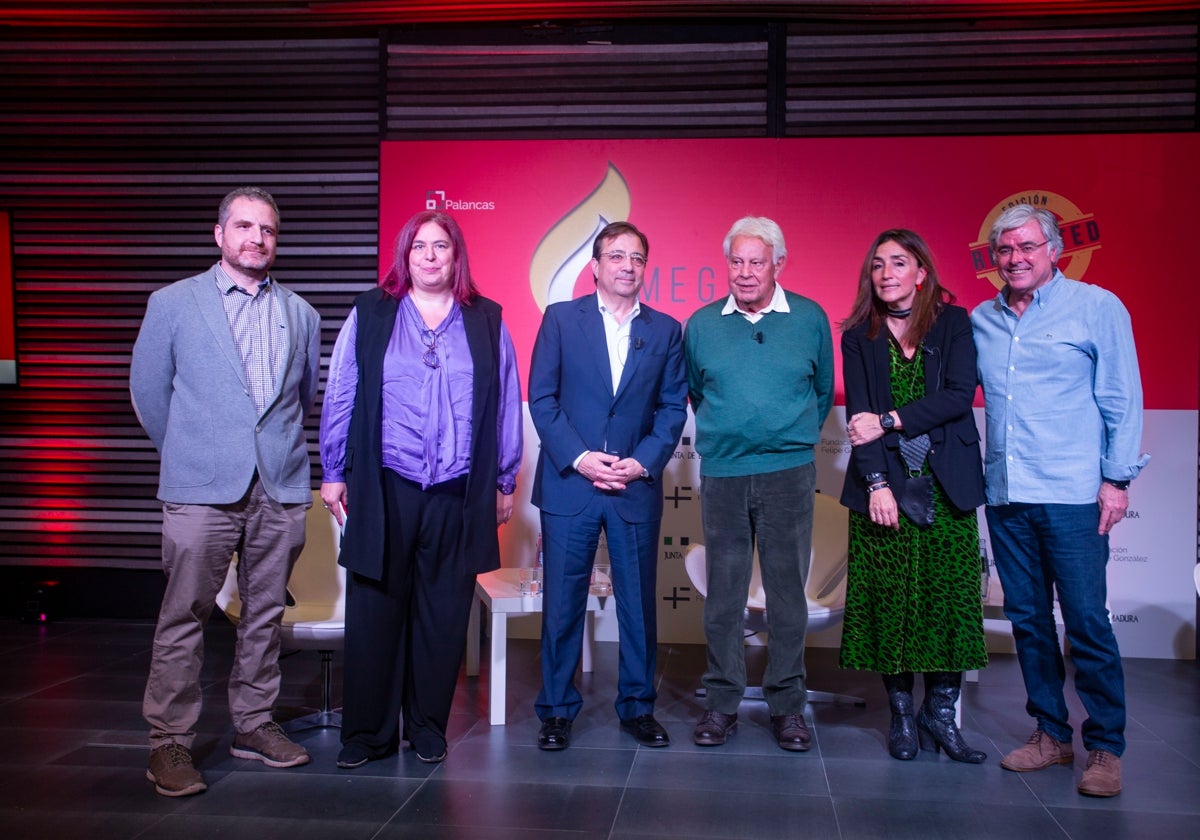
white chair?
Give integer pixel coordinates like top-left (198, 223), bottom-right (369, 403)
top-left (216, 490), bottom-right (345, 731)
top-left (683, 491), bottom-right (863, 706)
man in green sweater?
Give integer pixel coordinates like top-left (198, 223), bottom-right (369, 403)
top-left (684, 215), bottom-right (834, 752)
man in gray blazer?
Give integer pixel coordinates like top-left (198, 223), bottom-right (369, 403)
top-left (130, 187), bottom-right (321, 797)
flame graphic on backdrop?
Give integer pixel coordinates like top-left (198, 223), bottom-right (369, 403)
top-left (529, 163), bottom-right (632, 312)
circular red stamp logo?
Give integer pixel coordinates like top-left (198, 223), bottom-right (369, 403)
top-left (971, 191), bottom-right (1101, 291)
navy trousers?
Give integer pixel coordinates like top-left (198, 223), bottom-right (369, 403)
top-left (535, 493), bottom-right (660, 722)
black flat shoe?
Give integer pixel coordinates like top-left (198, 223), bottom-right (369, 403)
top-left (538, 717), bottom-right (573, 751)
top-left (336, 743), bottom-right (372, 769)
top-left (620, 714), bottom-right (670, 747)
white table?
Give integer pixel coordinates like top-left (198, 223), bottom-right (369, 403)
top-left (465, 567), bottom-right (605, 725)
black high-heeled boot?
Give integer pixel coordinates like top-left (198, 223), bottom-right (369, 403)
top-left (881, 672), bottom-right (917, 760)
top-left (916, 671), bottom-right (986, 764)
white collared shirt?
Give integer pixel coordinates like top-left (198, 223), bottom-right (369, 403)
top-left (597, 291), bottom-right (640, 393)
top-left (572, 291), bottom-right (640, 470)
top-left (720, 282), bottom-right (790, 324)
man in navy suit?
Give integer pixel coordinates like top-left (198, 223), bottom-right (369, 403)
top-left (529, 221), bottom-right (688, 750)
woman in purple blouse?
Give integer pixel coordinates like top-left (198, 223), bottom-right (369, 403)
top-left (319, 210), bottom-right (522, 768)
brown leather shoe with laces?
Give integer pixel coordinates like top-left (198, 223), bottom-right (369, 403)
top-left (1000, 729), bottom-right (1074, 771)
top-left (230, 721), bottom-right (310, 768)
top-left (770, 713), bottom-right (812, 752)
top-left (147, 743), bottom-right (207, 797)
top-left (692, 710), bottom-right (738, 746)
top-left (1078, 749), bottom-right (1122, 797)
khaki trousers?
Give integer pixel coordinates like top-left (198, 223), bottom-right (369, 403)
top-left (143, 477), bottom-right (308, 748)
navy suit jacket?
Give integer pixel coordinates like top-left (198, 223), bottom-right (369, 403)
top-left (529, 294), bottom-right (687, 522)
top-left (839, 304), bottom-right (985, 516)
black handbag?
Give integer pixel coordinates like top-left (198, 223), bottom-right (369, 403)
top-left (897, 432), bottom-right (934, 528)
top-left (898, 474), bottom-right (935, 528)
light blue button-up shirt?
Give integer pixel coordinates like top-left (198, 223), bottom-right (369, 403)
top-left (971, 270), bottom-right (1149, 506)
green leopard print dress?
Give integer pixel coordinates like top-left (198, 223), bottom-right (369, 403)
top-left (839, 338), bottom-right (988, 674)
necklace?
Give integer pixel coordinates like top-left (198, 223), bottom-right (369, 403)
top-left (886, 306), bottom-right (912, 318)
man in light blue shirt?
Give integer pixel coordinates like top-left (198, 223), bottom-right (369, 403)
top-left (972, 205), bottom-right (1148, 799)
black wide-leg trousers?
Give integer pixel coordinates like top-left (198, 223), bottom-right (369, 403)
top-left (341, 470), bottom-right (476, 759)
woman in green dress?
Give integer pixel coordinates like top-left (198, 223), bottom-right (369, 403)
top-left (839, 229), bottom-right (988, 763)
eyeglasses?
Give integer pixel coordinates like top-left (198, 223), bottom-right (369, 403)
top-left (995, 240), bottom-right (1048, 259)
top-left (419, 329), bottom-right (440, 369)
top-left (598, 251), bottom-right (646, 268)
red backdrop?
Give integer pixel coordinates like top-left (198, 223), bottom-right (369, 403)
top-left (381, 136), bottom-right (1198, 409)
top-left (0, 211), bottom-right (15, 385)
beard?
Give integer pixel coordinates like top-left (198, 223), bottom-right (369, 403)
top-left (224, 246), bottom-right (274, 275)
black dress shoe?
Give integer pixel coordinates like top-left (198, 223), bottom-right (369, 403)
top-left (538, 717), bottom-right (572, 751)
top-left (620, 714), bottom-right (670, 747)
top-left (693, 710), bottom-right (738, 746)
top-left (770, 713), bottom-right (812, 752)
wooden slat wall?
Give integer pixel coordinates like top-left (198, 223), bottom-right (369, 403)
top-left (385, 39), bottom-right (771, 138)
top-left (0, 38), bottom-right (382, 568)
top-left (785, 20), bottom-right (1198, 135)
top-left (0, 12), bottom-right (1194, 573)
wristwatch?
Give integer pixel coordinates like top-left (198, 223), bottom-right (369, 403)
top-left (879, 412), bottom-right (895, 431)
top-left (1103, 478), bottom-right (1130, 491)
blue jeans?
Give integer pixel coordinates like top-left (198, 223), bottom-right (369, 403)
top-left (699, 463), bottom-right (814, 716)
top-left (986, 503), bottom-right (1125, 756)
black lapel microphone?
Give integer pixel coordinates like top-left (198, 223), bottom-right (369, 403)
top-left (753, 331), bottom-right (764, 344)
top-left (633, 337), bottom-right (644, 350)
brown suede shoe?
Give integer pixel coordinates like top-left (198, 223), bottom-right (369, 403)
top-left (147, 743), bottom-right (207, 797)
top-left (230, 721), bottom-right (310, 768)
top-left (1078, 749), bottom-right (1122, 797)
top-left (1000, 730), bottom-right (1074, 772)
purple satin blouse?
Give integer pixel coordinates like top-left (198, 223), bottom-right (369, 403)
top-left (320, 294), bottom-right (522, 491)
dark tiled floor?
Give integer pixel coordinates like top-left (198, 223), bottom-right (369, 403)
top-left (0, 617), bottom-right (1198, 839)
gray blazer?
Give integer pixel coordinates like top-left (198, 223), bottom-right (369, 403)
top-left (130, 266), bottom-right (321, 505)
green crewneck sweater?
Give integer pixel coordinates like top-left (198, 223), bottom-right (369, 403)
top-left (684, 290), bottom-right (834, 478)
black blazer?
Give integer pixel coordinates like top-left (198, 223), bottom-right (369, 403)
top-left (839, 304), bottom-right (984, 516)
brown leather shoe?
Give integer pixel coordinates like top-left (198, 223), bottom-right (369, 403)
top-left (693, 710), bottom-right (738, 746)
top-left (230, 721), bottom-right (310, 768)
top-left (770, 714), bottom-right (812, 752)
top-left (1078, 749), bottom-right (1122, 797)
top-left (147, 743), bottom-right (207, 797)
top-left (1000, 729), bottom-right (1074, 772)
